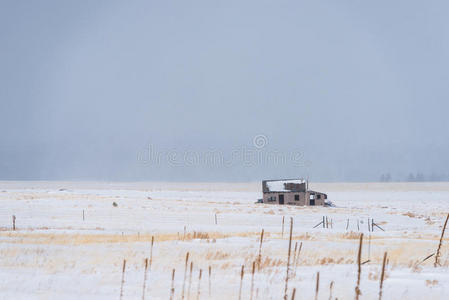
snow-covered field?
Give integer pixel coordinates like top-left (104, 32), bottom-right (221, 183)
top-left (0, 181), bottom-right (448, 300)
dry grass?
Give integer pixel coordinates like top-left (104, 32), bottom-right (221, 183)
top-left (342, 232), bottom-right (364, 239)
top-left (258, 257), bottom-right (284, 269)
top-left (205, 251), bottom-right (230, 260)
top-left (1, 229), bottom-right (446, 273)
top-left (402, 212), bottom-right (418, 218)
top-left (0, 231), bottom-right (262, 245)
top-left (425, 279), bottom-right (439, 287)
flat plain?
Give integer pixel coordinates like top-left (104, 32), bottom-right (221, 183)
top-left (0, 181), bottom-right (448, 299)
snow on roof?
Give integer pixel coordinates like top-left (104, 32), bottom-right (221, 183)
top-left (266, 179), bottom-right (305, 192)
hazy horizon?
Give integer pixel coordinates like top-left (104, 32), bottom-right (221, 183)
top-left (1, 1), bottom-right (449, 182)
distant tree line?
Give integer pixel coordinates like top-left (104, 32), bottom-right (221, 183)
top-left (379, 173), bottom-right (392, 182)
top-left (379, 172), bottom-right (449, 182)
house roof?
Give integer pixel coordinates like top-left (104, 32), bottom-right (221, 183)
top-left (263, 179), bottom-right (306, 192)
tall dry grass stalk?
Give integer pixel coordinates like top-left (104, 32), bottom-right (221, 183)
top-left (182, 252), bottom-right (190, 299)
top-left (282, 216), bottom-right (285, 238)
top-left (284, 217), bottom-right (293, 300)
top-left (187, 262), bottom-right (193, 300)
top-left (434, 213), bottom-right (449, 267)
top-left (329, 281), bottom-right (334, 300)
top-left (379, 252), bottom-right (387, 300)
top-left (120, 259), bottom-right (126, 300)
top-left (208, 266), bottom-right (212, 298)
top-left (294, 241), bottom-right (302, 277)
top-left (12, 215), bottom-right (16, 231)
top-left (291, 288), bottom-right (296, 300)
top-left (238, 265), bottom-right (244, 300)
top-left (314, 271), bottom-right (320, 300)
top-left (142, 258), bottom-right (149, 300)
top-left (355, 233), bottom-right (364, 300)
top-left (368, 234), bottom-right (371, 260)
top-left (150, 236), bottom-right (154, 268)
top-left (250, 261), bottom-right (255, 300)
top-left (170, 269), bottom-right (176, 300)
top-left (292, 242), bottom-right (298, 274)
top-left (196, 269), bottom-right (202, 300)
top-left (257, 229), bottom-right (264, 270)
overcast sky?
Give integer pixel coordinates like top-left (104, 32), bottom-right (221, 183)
top-left (1, 1), bottom-right (449, 182)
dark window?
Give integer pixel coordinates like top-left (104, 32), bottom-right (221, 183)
top-left (317, 194), bottom-right (321, 199)
top-left (279, 194), bottom-right (284, 204)
top-left (294, 194), bottom-right (300, 201)
top-left (268, 196), bottom-right (276, 202)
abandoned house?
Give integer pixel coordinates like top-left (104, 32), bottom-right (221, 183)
top-left (262, 179), bottom-right (327, 206)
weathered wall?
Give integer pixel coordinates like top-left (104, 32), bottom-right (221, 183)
top-left (307, 192), bottom-right (326, 206)
top-left (262, 192), bottom-right (325, 206)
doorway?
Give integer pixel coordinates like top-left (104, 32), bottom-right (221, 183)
top-left (279, 194), bottom-right (284, 204)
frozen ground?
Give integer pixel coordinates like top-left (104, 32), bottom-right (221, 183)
top-left (0, 181), bottom-right (448, 300)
